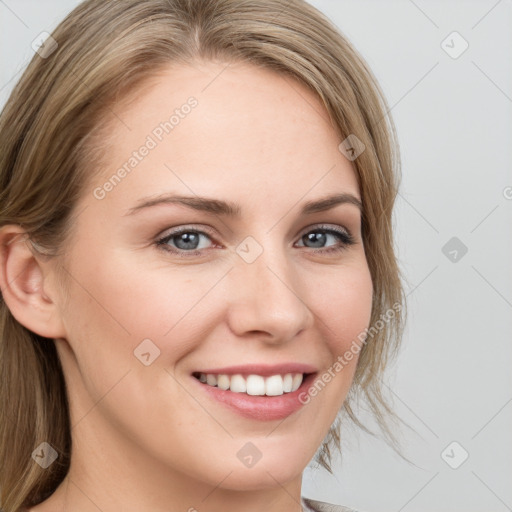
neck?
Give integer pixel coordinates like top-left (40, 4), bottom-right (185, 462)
top-left (29, 413), bottom-right (305, 512)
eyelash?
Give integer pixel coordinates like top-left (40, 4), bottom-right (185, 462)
top-left (155, 224), bottom-right (355, 258)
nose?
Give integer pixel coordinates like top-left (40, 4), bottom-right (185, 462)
top-left (226, 246), bottom-right (314, 344)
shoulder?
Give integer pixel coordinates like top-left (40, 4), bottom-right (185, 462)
top-left (302, 497), bottom-right (362, 512)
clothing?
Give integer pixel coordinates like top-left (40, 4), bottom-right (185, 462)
top-left (302, 496), bottom-right (359, 512)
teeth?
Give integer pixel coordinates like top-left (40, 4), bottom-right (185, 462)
top-left (246, 375), bottom-right (266, 395)
top-left (230, 374), bottom-right (247, 393)
top-left (265, 375), bottom-right (283, 396)
top-left (291, 373), bottom-right (303, 392)
top-left (195, 372), bottom-right (304, 396)
top-left (283, 373), bottom-right (293, 392)
top-left (217, 374), bottom-right (230, 390)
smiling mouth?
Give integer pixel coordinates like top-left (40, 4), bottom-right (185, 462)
top-left (192, 372), bottom-right (308, 396)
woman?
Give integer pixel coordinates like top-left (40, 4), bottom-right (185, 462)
top-left (0, 1), bottom-right (404, 511)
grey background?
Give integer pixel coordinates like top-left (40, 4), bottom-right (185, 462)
top-left (1, 1), bottom-right (511, 511)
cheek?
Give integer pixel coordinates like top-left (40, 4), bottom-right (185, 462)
top-left (68, 248), bottom-right (228, 345)
top-left (316, 262), bottom-right (373, 353)
top-left (304, 262), bottom-right (373, 407)
top-left (59, 251), bottom-right (228, 435)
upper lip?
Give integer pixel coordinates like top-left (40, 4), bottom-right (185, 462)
top-left (192, 363), bottom-right (317, 377)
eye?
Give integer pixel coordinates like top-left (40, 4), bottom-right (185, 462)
top-left (295, 225), bottom-right (355, 253)
top-left (155, 224), bottom-right (355, 257)
top-left (156, 228), bottom-right (215, 255)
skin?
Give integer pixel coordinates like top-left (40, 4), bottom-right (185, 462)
top-left (1, 60), bottom-right (373, 512)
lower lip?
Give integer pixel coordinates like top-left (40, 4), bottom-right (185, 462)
top-left (191, 373), bottom-right (316, 421)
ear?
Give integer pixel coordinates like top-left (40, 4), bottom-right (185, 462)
top-left (0, 225), bottom-right (66, 339)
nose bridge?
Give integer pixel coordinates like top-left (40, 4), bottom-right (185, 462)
top-left (226, 237), bottom-right (314, 341)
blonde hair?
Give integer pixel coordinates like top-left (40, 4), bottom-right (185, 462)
top-left (0, 0), bottom-right (404, 509)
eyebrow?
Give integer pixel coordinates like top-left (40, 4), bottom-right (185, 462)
top-left (124, 192), bottom-right (362, 217)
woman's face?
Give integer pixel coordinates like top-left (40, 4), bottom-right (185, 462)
top-left (51, 61), bottom-right (373, 501)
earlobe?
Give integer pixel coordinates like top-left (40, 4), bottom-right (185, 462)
top-left (0, 225), bottom-right (66, 339)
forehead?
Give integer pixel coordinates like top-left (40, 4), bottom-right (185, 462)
top-left (87, 60), bottom-right (360, 213)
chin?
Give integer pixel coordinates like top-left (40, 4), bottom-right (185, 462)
top-left (234, 446), bottom-right (309, 489)
top-left (217, 463), bottom-right (305, 491)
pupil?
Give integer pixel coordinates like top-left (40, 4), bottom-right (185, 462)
top-left (175, 232), bottom-right (199, 250)
top-left (305, 232), bottom-right (326, 248)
